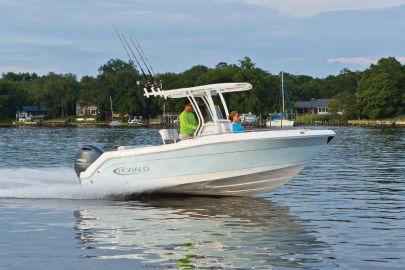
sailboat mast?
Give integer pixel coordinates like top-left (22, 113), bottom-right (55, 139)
top-left (110, 96), bottom-right (114, 119)
top-left (281, 72), bottom-right (285, 113)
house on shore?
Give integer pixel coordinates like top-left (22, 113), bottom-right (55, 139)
top-left (295, 99), bottom-right (333, 115)
top-left (162, 112), bottom-right (180, 125)
top-left (76, 103), bottom-right (98, 116)
top-left (75, 103), bottom-right (98, 121)
top-left (16, 106), bottom-right (48, 121)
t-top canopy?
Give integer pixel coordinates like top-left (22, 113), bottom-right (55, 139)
top-left (144, 82), bottom-right (252, 99)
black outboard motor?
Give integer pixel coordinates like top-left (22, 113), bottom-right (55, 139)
top-left (74, 145), bottom-right (104, 177)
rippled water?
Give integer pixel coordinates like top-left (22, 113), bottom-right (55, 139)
top-left (0, 126), bottom-right (404, 269)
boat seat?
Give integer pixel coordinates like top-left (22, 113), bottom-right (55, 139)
top-left (159, 129), bottom-right (179, 145)
top-left (117, 145), bottom-right (153, 151)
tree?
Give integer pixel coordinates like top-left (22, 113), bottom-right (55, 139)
top-left (356, 57), bottom-right (405, 119)
top-left (356, 73), bottom-right (400, 119)
top-left (319, 69), bottom-right (359, 98)
top-left (0, 80), bottom-right (24, 119)
top-left (97, 59), bottom-right (143, 119)
top-left (2, 72), bottom-right (38, 81)
top-left (0, 56), bottom-right (403, 121)
top-left (239, 56), bottom-right (255, 69)
top-left (329, 91), bottom-right (358, 119)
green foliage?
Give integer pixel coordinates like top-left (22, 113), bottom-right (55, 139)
top-left (295, 113), bottom-right (345, 124)
top-left (356, 58), bottom-right (405, 119)
top-left (0, 56), bottom-right (404, 121)
top-left (0, 80), bottom-right (24, 119)
top-left (329, 91), bottom-right (358, 119)
top-left (96, 59), bottom-right (143, 119)
top-left (27, 73), bottom-right (79, 118)
top-left (2, 72), bottom-right (38, 81)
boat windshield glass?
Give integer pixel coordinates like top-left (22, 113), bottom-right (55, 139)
top-left (196, 97), bottom-right (224, 123)
top-left (214, 105), bottom-right (224, 119)
top-left (202, 105), bottom-right (213, 122)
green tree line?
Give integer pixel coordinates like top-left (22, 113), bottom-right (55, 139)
top-left (1, 56), bottom-right (404, 121)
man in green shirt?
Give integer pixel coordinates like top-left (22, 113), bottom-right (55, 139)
top-left (179, 100), bottom-right (197, 140)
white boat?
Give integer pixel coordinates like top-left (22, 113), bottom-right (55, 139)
top-left (239, 112), bottom-right (259, 125)
top-left (128, 116), bottom-right (143, 126)
top-left (108, 120), bottom-right (123, 127)
top-left (74, 83), bottom-right (334, 196)
top-left (266, 72), bottom-right (295, 127)
top-left (108, 96), bottom-right (123, 127)
top-left (267, 116), bottom-right (295, 127)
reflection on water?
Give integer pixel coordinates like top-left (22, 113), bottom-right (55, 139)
top-left (268, 127), bottom-right (405, 269)
top-left (74, 196), bottom-right (327, 269)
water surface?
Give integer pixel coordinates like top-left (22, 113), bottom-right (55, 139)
top-left (0, 126), bottom-right (404, 269)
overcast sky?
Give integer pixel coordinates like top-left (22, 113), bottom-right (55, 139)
top-left (1, 0), bottom-right (404, 78)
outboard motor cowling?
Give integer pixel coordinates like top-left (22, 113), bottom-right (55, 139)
top-left (74, 145), bottom-right (103, 177)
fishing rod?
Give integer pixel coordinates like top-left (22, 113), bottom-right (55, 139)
top-left (121, 35), bottom-right (149, 81)
top-left (128, 35), bottom-right (160, 91)
top-left (111, 23), bottom-right (153, 90)
top-left (111, 24), bottom-right (160, 93)
top-left (130, 31), bottom-right (156, 76)
top-left (129, 31), bottom-right (161, 91)
top-left (129, 35), bottom-right (154, 78)
top-left (111, 23), bottom-right (135, 66)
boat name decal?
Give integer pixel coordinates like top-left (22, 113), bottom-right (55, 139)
top-left (113, 166), bottom-right (150, 175)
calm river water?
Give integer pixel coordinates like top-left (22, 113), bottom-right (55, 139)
top-left (0, 126), bottom-right (404, 269)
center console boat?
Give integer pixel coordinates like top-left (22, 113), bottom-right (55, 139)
top-left (74, 83), bottom-right (334, 196)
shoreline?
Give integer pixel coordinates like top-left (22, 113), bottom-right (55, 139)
top-left (347, 119), bottom-right (405, 127)
top-left (1, 121), bottom-right (404, 128)
top-left (295, 119), bottom-right (405, 127)
top-left (0, 120), bottom-right (175, 128)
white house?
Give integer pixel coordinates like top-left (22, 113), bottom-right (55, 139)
top-left (76, 103), bottom-right (98, 116)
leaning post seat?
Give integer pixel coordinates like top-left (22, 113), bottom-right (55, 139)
top-left (159, 129), bottom-right (180, 144)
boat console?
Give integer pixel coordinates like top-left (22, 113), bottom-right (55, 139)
top-left (199, 120), bottom-right (232, 136)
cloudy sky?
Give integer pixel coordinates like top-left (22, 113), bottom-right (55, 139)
top-left (1, 0), bottom-right (404, 77)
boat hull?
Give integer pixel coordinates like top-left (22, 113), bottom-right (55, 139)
top-left (79, 129), bottom-right (334, 196)
top-left (159, 163), bottom-right (305, 196)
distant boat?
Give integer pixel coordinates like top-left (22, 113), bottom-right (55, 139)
top-left (128, 116), bottom-right (143, 126)
top-left (239, 112), bottom-right (259, 125)
top-left (109, 120), bottom-right (123, 127)
top-left (109, 96), bottom-right (123, 127)
top-left (266, 72), bottom-right (295, 127)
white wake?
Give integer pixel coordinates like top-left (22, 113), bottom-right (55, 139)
top-left (0, 167), bottom-right (160, 199)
